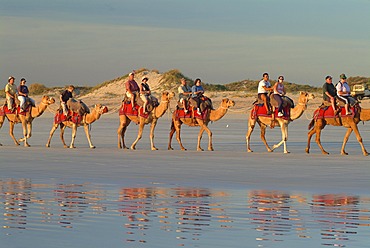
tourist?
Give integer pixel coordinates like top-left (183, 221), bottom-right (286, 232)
top-left (257, 72), bottom-right (273, 114)
top-left (125, 72), bottom-right (139, 110)
top-left (178, 78), bottom-right (192, 113)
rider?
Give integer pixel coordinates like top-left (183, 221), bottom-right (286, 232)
top-left (17, 78), bottom-right (35, 112)
top-left (139, 76), bottom-right (151, 114)
top-left (191, 78), bottom-right (204, 115)
top-left (258, 72), bottom-right (273, 114)
top-left (125, 72), bottom-right (139, 110)
top-left (60, 85), bottom-right (75, 116)
top-left (336, 73), bottom-right (352, 115)
top-left (272, 75), bottom-right (286, 117)
top-left (322, 75), bottom-right (337, 112)
top-left (5, 76), bottom-right (17, 112)
top-left (178, 78), bottom-right (192, 113)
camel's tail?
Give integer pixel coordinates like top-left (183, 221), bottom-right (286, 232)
top-left (308, 119), bottom-right (315, 130)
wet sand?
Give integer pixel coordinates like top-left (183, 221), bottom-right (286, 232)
top-left (1, 113), bottom-right (370, 194)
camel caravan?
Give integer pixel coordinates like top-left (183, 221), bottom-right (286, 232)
top-left (2, 72), bottom-right (370, 155)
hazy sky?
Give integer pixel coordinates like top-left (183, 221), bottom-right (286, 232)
top-left (1, 0), bottom-right (369, 87)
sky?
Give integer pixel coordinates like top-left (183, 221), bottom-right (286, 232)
top-left (1, 0), bottom-right (370, 87)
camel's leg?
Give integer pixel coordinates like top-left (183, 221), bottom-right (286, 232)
top-left (69, 124), bottom-right (77, 148)
top-left (131, 121), bottom-right (145, 150)
top-left (340, 128), bottom-right (352, 155)
top-left (20, 120), bottom-right (30, 147)
top-left (314, 128), bottom-right (329, 155)
top-left (0, 116), bottom-right (4, 146)
top-left (204, 125), bottom-right (213, 151)
top-left (117, 116), bottom-right (130, 149)
top-left (9, 122), bottom-right (20, 146)
top-left (246, 118), bottom-right (256, 152)
top-left (149, 119), bottom-right (158, 150)
top-left (46, 123), bottom-right (59, 147)
top-left (197, 126), bottom-right (205, 151)
top-left (59, 124), bottom-right (68, 148)
top-left (272, 124), bottom-right (289, 153)
top-left (305, 127), bottom-right (317, 154)
top-left (260, 123), bottom-right (273, 152)
top-left (346, 123), bottom-right (368, 156)
top-left (83, 124), bottom-right (95, 149)
top-left (176, 123), bottom-right (187, 151)
top-left (168, 120), bottom-right (176, 150)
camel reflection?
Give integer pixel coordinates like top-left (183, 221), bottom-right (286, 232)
top-left (311, 194), bottom-right (361, 247)
top-left (248, 190), bottom-right (298, 243)
top-left (0, 179), bottom-right (31, 230)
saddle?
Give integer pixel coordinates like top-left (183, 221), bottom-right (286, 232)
top-left (186, 96), bottom-right (213, 112)
top-left (123, 94), bottom-right (159, 113)
top-left (67, 98), bottom-right (90, 116)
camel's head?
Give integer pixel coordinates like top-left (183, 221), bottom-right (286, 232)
top-left (41, 95), bottom-right (56, 105)
top-left (94, 104), bottom-right (109, 115)
top-left (298, 91), bottom-right (315, 107)
top-left (221, 98), bottom-right (235, 108)
top-left (161, 91), bottom-right (175, 101)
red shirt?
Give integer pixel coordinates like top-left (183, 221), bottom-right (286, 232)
top-left (125, 80), bottom-right (139, 93)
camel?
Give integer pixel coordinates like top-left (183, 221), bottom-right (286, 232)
top-left (46, 104), bottom-right (108, 148)
top-left (246, 91), bottom-right (314, 153)
top-left (168, 98), bottom-right (235, 151)
top-left (0, 95), bottom-right (55, 147)
top-left (305, 104), bottom-right (370, 156)
top-left (117, 91), bottom-right (175, 150)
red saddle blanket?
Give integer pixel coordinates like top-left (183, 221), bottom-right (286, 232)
top-left (54, 110), bottom-right (83, 124)
top-left (251, 104), bottom-right (290, 120)
top-left (313, 106), bottom-right (355, 120)
top-left (175, 107), bottom-right (209, 120)
top-left (118, 102), bottom-right (149, 119)
top-left (0, 105), bottom-right (30, 116)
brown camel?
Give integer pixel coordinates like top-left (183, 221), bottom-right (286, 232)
top-left (246, 92), bottom-right (314, 153)
top-left (46, 104), bottom-right (108, 148)
top-left (305, 105), bottom-right (370, 156)
top-left (168, 98), bottom-right (235, 151)
top-left (0, 95), bottom-right (55, 147)
top-left (117, 91), bottom-right (175, 150)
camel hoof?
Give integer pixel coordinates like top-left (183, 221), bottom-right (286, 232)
top-left (208, 148), bottom-right (214, 151)
top-left (364, 152), bottom-right (369, 156)
top-left (46, 144), bottom-right (50, 148)
top-left (247, 149), bottom-right (253, 153)
top-left (130, 147), bottom-right (136, 150)
top-left (284, 151), bottom-right (290, 154)
top-left (151, 147), bottom-right (158, 151)
top-left (305, 148), bottom-right (310, 154)
top-left (69, 146), bottom-right (76, 149)
top-left (64, 145), bottom-right (68, 148)
top-left (267, 149), bottom-right (273, 152)
top-left (168, 147), bottom-right (174, 150)
top-left (25, 144), bottom-right (30, 147)
top-left (90, 146), bottom-right (96, 149)
top-left (322, 151), bottom-right (329, 155)
top-left (16, 143), bottom-right (20, 146)
top-left (341, 152), bottom-right (348, 155)
top-left (197, 148), bottom-right (204, 151)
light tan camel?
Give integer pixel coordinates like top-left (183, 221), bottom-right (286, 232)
top-left (46, 104), bottom-right (108, 148)
top-left (305, 105), bottom-right (370, 156)
top-left (0, 96), bottom-right (55, 147)
top-left (168, 98), bottom-right (235, 151)
top-left (117, 91), bottom-right (175, 150)
top-left (246, 92), bottom-right (314, 153)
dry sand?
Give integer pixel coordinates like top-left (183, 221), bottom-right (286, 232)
top-left (1, 95), bottom-right (370, 195)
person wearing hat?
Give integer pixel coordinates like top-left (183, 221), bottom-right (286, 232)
top-left (139, 76), bottom-right (151, 114)
top-left (125, 72), bottom-right (139, 110)
top-left (336, 74), bottom-right (352, 115)
top-left (17, 78), bottom-right (35, 112)
top-left (5, 76), bottom-right (18, 112)
top-left (323, 75), bottom-right (337, 112)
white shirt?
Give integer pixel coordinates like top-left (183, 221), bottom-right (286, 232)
top-left (258, 80), bottom-right (271, 94)
top-left (336, 81), bottom-right (350, 96)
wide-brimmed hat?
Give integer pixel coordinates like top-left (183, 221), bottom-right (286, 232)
top-left (8, 76), bottom-right (15, 81)
top-left (340, 73), bottom-right (347, 79)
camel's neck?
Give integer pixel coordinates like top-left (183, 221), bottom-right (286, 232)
top-left (154, 100), bottom-right (169, 118)
top-left (31, 102), bottom-right (48, 118)
top-left (290, 102), bottom-right (306, 120)
top-left (359, 108), bottom-right (370, 121)
top-left (85, 110), bottom-right (101, 124)
top-left (209, 106), bottom-right (228, 122)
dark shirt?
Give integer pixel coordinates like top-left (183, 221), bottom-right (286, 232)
top-left (18, 85), bottom-right (29, 96)
top-left (141, 82), bottom-right (150, 92)
top-left (61, 90), bottom-right (73, 103)
top-left (323, 82), bottom-right (336, 101)
top-left (125, 80), bottom-right (139, 92)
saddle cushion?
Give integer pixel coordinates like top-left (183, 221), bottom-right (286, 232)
top-left (54, 110), bottom-right (83, 124)
top-left (251, 104), bottom-right (290, 120)
top-left (175, 107), bottom-right (209, 120)
top-left (119, 102), bottom-right (149, 119)
top-left (313, 106), bottom-right (356, 120)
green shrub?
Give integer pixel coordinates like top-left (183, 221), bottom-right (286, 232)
top-left (29, 83), bottom-right (49, 95)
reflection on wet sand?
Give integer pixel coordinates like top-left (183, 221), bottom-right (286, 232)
top-left (310, 194), bottom-right (366, 247)
top-left (1, 179), bottom-right (370, 247)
